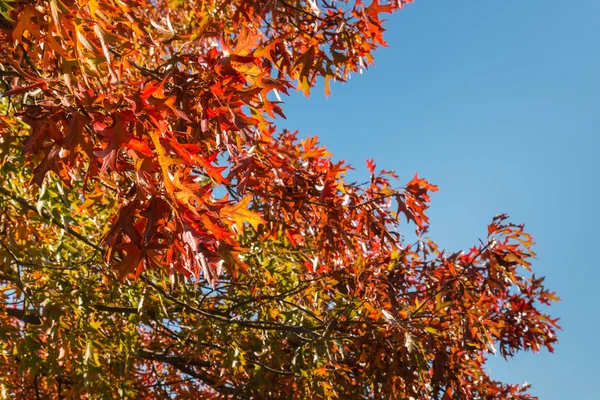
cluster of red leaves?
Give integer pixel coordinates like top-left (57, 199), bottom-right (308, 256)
top-left (0, 0), bottom-right (559, 397)
top-left (0, 0), bottom-right (417, 286)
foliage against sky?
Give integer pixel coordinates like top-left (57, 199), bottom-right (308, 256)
top-left (0, 0), bottom-right (559, 397)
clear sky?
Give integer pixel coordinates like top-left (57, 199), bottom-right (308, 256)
top-left (279, 0), bottom-right (599, 398)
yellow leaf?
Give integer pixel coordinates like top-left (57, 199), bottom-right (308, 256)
top-left (148, 129), bottom-right (176, 197)
top-left (324, 74), bottom-right (333, 97)
top-left (299, 76), bottom-right (311, 97)
top-left (220, 196), bottom-right (265, 231)
top-left (424, 326), bottom-right (438, 335)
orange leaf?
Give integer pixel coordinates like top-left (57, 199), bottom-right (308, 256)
top-left (220, 196), bottom-right (265, 231)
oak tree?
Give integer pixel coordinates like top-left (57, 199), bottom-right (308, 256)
top-left (0, 0), bottom-right (558, 397)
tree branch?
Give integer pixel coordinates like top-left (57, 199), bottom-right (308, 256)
top-left (4, 308), bottom-right (42, 325)
top-left (137, 348), bottom-right (235, 394)
top-left (142, 275), bottom-right (324, 336)
top-left (138, 348), bottom-right (211, 368)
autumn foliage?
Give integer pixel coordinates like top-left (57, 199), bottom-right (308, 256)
top-left (0, 0), bottom-right (559, 397)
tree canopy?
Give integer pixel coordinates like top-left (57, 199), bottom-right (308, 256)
top-left (0, 0), bottom-right (559, 398)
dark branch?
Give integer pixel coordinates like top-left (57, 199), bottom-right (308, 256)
top-left (4, 308), bottom-right (42, 325)
top-left (137, 348), bottom-right (235, 394)
top-left (142, 275), bottom-right (324, 335)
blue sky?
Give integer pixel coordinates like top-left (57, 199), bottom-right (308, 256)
top-left (279, 0), bottom-right (599, 398)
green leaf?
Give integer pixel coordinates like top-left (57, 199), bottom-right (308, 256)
top-left (424, 326), bottom-right (438, 335)
top-left (0, 0), bottom-right (14, 22)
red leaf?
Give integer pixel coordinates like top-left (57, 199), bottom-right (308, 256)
top-left (366, 158), bottom-right (376, 174)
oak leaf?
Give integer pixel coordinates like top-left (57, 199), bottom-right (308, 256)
top-left (220, 196), bottom-right (265, 231)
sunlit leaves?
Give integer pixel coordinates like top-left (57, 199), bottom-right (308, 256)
top-left (0, 0), bottom-right (559, 397)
